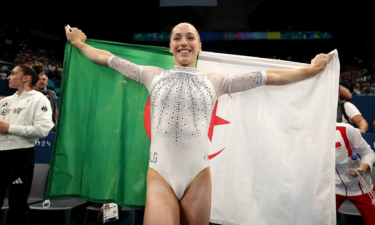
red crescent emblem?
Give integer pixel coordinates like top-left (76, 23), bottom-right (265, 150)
top-left (144, 98), bottom-right (152, 141)
top-left (143, 95), bottom-right (232, 160)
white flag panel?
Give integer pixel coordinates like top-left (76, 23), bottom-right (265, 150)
top-left (198, 51), bottom-right (339, 225)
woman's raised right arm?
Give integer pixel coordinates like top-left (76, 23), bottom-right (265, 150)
top-left (65, 26), bottom-right (113, 66)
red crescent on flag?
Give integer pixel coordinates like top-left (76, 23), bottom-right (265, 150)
top-left (143, 95), bottom-right (232, 160)
top-left (144, 98), bottom-right (152, 141)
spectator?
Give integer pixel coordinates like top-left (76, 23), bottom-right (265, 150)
top-left (346, 82), bottom-right (354, 93)
top-left (14, 56), bottom-right (22, 67)
top-left (337, 89), bottom-right (368, 133)
top-left (28, 60), bottom-right (35, 67)
top-left (35, 73), bottom-right (58, 132)
top-left (0, 64), bottom-right (53, 224)
top-left (362, 82), bottom-right (375, 94)
top-left (370, 75), bottom-right (375, 85)
top-left (48, 61), bottom-right (56, 78)
top-left (335, 123), bottom-right (375, 224)
top-left (43, 61), bottom-right (49, 75)
top-left (56, 62), bottom-right (63, 79)
top-left (354, 74), bottom-right (361, 82)
top-left (14, 57), bottom-right (25, 67)
top-left (352, 83), bottom-right (361, 95)
top-left (364, 87), bottom-right (371, 96)
top-left (0, 62), bottom-right (10, 75)
top-left (363, 72), bottom-right (371, 82)
top-left (340, 73), bottom-right (346, 83)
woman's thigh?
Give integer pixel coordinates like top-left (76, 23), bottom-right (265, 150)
top-left (180, 167), bottom-right (212, 225)
top-left (144, 168), bottom-right (180, 225)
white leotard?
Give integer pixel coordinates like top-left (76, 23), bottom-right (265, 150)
top-left (108, 55), bottom-right (267, 199)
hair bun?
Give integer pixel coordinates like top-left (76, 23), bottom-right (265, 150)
top-left (32, 64), bottom-right (44, 75)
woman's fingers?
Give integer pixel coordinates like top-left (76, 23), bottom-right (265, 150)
top-left (327, 53), bottom-right (334, 61)
top-left (64, 26), bottom-right (87, 44)
top-left (82, 34), bottom-right (87, 42)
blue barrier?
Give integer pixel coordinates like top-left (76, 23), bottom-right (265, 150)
top-left (34, 132), bottom-right (55, 164)
top-left (362, 134), bottom-right (375, 152)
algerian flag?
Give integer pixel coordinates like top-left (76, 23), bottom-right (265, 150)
top-left (46, 39), bottom-right (339, 224)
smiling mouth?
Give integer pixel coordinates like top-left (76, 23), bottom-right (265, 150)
top-left (178, 50), bottom-right (191, 53)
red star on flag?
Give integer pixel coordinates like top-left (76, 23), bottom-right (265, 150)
top-left (208, 99), bottom-right (230, 142)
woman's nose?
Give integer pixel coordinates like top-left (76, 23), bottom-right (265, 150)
top-left (181, 37), bottom-right (187, 46)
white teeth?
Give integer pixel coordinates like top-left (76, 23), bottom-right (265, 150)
top-left (180, 50), bottom-right (189, 53)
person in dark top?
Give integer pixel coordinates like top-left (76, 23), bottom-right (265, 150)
top-left (35, 73), bottom-right (58, 132)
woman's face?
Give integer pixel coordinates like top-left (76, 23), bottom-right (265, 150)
top-left (7, 66), bottom-right (28, 89)
top-left (169, 24), bottom-right (201, 68)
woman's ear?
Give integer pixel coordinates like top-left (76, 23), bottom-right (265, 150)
top-left (23, 75), bottom-right (30, 83)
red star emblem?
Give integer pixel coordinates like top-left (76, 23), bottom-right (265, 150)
top-left (208, 99), bottom-right (231, 142)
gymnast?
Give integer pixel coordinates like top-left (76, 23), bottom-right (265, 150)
top-left (65, 23), bottom-right (333, 225)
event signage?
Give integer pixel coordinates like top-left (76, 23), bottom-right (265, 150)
top-left (133, 31), bottom-right (332, 41)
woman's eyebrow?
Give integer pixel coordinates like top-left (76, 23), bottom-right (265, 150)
top-left (173, 32), bottom-right (195, 36)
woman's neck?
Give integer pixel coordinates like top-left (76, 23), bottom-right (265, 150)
top-left (17, 85), bottom-right (32, 96)
top-left (174, 60), bottom-right (196, 68)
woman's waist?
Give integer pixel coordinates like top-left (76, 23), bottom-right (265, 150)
top-left (150, 137), bottom-right (208, 156)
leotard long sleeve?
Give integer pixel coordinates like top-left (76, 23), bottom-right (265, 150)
top-left (108, 55), bottom-right (266, 199)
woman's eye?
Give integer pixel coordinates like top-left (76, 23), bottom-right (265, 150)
top-left (174, 37), bottom-right (180, 40)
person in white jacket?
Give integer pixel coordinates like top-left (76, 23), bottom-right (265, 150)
top-left (335, 123), bottom-right (375, 224)
top-left (0, 64), bottom-right (53, 224)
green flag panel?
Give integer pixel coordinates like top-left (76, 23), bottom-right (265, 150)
top-left (46, 39), bottom-right (174, 209)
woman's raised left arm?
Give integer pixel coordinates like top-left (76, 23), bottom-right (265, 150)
top-left (265, 54), bottom-right (334, 86)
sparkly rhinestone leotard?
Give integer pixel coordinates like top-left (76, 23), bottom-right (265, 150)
top-left (108, 55), bottom-right (267, 199)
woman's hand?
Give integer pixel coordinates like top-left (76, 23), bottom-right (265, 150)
top-left (0, 121), bottom-right (10, 133)
top-left (65, 26), bottom-right (87, 46)
top-left (310, 53), bottom-right (334, 73)
top-left (265, 52), bottom-right (335, 86)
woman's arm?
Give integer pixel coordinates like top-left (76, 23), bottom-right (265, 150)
top-left (209, 54), bottom-right (334, 97)
top-left (265, 54), bottom-right (334, 85)
top-left (352, 115), bottom-right (369, 134)
top-left (65, 26), bottom-right (113, 66)
top-left (65, 26), bottom-right (164, 89)
top-left (347, 125), bottom-right (375, 176)
top-left (340, 86), bottom-right (352, 100)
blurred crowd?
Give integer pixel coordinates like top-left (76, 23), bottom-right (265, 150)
top-left (0, 20), bottom-right (63, 80)
top-left (339, 63), bottom-right (375, 96)
top-left (0, 42), bottom-right (63, 80)
top-left (12, 43), bottom-right (63, 79)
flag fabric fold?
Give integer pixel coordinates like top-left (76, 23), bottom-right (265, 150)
top-left (46, 39), bottom-right (339, 224)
